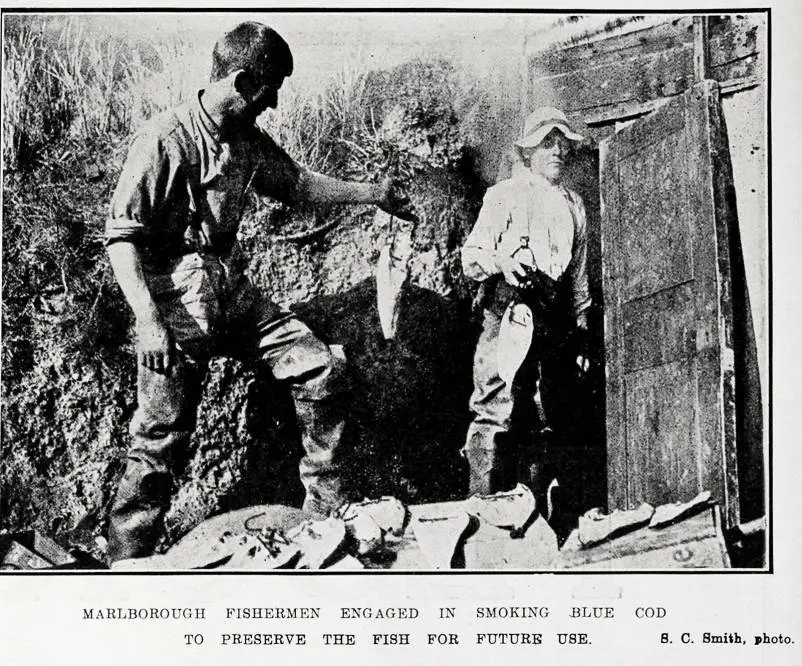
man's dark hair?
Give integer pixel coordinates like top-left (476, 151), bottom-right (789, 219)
top-left (210, 22), bottom-right (294, 82)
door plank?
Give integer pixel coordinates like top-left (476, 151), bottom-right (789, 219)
top-left (601, 80), bottom-right (739, 527)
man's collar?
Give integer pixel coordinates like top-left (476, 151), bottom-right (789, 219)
top-left (193, 90), bottom-right (234, 185)
top-left (195, 90), bottom-right (224, 145)
top-left (521, 169), bottom-right (564, 191)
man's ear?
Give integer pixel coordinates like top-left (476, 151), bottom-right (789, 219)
top-left (230, 69), bottom-right (250, 95)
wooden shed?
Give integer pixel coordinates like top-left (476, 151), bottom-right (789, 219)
top-left (522, 14), bottom-right (768, 529)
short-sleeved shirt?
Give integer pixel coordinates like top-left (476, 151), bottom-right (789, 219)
top-left (106, 90), bottom-right (307, 266)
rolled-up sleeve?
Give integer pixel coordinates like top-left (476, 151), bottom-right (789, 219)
top-left (105, 131), bottom-right (174, 246)
top-left (251, 130), bottom-right (306, 205)
top-left (461, 185), bottom-right (507, 282)
top-left (566, 193), bottom-right (592, 317)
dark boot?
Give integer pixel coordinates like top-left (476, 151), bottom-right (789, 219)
top-left (106, 461), bottom-right (173, 562)
top-left (294, 396), bottom-right (347, 518)
top-left (465, 442), bottom-right (497, 496)
top-left (106, 354), bottom-right (205, 563)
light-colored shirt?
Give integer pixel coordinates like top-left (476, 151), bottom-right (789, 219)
top-left (461, 170), bottom-right (591, 316)
top-left (106, 90), bottom-right (307, 262)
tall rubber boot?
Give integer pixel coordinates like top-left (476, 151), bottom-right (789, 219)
top-left (463, 427), bottom-right (505, 496)
top-left (106, 461), bottom-right (173, 563)
top-left (293, 396), bottom-right (347, 518)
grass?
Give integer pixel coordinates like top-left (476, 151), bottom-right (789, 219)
top-left (2, 17), bottom-right (207, 170)
top-left (2, 17), bottom-right (381, 172)
top-left (1, 26), bottom-right (40, 170)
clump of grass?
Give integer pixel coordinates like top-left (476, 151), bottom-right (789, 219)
top-left (2, 26), bottom-right (41, 170)
top-left (44, 17), bottom-right (138, 143)
top-left (124, 35), bottom-right (207, 130)
top-left (259, 52), bottom-right (373, 177)
top-left (2, 17), bottom-right (205, 172)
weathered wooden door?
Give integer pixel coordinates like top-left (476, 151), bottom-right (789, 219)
top-left (600, 80), bottom-right (739, 528)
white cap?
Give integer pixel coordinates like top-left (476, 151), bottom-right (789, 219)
top-left (515, 106), bottom-right (584, 148)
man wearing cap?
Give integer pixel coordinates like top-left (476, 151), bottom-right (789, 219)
top-left (461, 106), bottom-right (591, 499)
top-left (104, 21), bottom-right (413, 563)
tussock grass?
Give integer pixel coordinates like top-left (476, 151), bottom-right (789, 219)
top-left (2, 17), bottom-right (208, 171)
top-left (2, 26), bottom-right (41, 170)
top-left (260, 53), bottom-right (374, 178)
top-left (2, 17), bottom-right (376, 174)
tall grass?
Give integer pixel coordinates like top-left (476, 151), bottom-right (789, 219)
top-left (2, 17), bottom-right (208, 170)
top-left (123, 35), bottom-right (207, 131)
top-left (2, 27), bottom-right (41, 170)
top-left (3, 17), bottom-right (481, 179)
top-left (2, 17), bottom-right (378, 174)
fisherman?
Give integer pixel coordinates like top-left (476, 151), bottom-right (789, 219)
top-left (460, 106), bottom-right (591, 501)
top-left (104, 21), bottom-right (413, 563)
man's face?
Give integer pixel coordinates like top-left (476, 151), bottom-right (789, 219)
top-left (241, 65), bottom-right (286, 121)
top-left (525, 128), bottom-right (572, 183)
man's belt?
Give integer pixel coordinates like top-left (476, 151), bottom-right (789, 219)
top-left (483, 268), bottom-right (562, 318)
top-left (142, 228), bottom-right (237, 264)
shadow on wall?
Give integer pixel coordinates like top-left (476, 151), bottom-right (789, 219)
top-left (218, 278), bottom-right (475, 511)
top-left (295, 277), bottom-right (475, 504)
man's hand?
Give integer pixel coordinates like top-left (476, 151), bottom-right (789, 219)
top-left (377, 177), bottom-right (418, 222)
top-left (136, 316), bottom-right (174, 374)
top-left (498, 254), bottom-right (535, 288)
top-left (107, 242), bottom-right (174, 373)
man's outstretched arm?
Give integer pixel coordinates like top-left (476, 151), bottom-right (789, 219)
top-left (303, 172), bottom-right (416, 221)
top-left (252, 132), bottom-right (416, 220)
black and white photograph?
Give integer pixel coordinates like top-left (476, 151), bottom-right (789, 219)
top-left (0, 9), bottom-right (770, 574)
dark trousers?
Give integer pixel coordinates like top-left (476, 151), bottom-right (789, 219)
top-left (107, 253), bottom-right (348, 562)
top-left (463, 306), bottom-right (570, 496)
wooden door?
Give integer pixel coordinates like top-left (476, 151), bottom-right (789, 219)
top-left (600, 80), bottom-right (739, 528)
